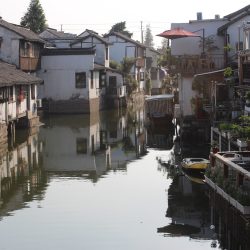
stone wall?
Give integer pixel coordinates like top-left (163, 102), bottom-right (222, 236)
top-left (44, 98), bottom-right (100, 114)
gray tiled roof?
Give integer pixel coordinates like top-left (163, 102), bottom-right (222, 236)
top-left (41, 28), bottom-right (77, 39)
top-left (0, 18), bottom-right (44, 43)
top-left (0, 61), bottom-right (43, 87)
top-left (71, 29), bottom-right (112, 46)
top-left (104, 32), bottom-right (146, 48)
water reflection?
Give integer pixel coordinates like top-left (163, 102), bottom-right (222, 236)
top-left (0, 127), bottom-right (47, 218)
top-left (209, 186), bottom-right (250, 250)
top-left (157, 162), bottom-right (215, 242)
top-left (0, 108), bottom-right (223, 250)
top-left (38, 109), bottom-right (147, 182)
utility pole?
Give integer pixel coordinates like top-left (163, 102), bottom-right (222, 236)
top-left (141, 21), bottom-right (143, 44)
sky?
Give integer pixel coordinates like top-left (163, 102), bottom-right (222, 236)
top-left (1, 0), bottom-right (250, 47)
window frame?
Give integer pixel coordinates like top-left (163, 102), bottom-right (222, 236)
top-left (75, 72), bottom-right (87, 89)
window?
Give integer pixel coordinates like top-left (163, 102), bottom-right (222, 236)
top-left (140, 72), bottom-right (144, 81)
top-left (75, 72), bottom-right (86, 88)
top-left (105, 47), bottom-right (109, 60)
top-left (100, 73), bottom-right (106, 87)
top-left (31, 85), bottom-right (36, 100)
top-left (109, 76), bottom-right (117, 87)
top-left (90, 71), bottom-right (94, 89)
top-left (76, 138), bottom-right (87, 154)
top-left (7, 86), bottom-right (14, 102)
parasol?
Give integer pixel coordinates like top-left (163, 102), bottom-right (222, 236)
top-left (156, 27), bottom-right (201, 40)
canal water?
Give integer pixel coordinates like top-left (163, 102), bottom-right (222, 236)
top-left (0, 109), bottom-right (220, 250)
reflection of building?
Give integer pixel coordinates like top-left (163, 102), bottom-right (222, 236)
top-left (99, 108), bottom-right (147, 168)
top-left (39, 113), bottom-right (111, 181)
top-left (0, 129), bottom-right (45, 216)
top-left (146, 122), bottom-right (174, 149)
top-left (159, 173), bottom-right (214, 240)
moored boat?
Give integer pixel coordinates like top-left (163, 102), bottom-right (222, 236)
top-left (145, 94), bottom-right (174, 126)
top-left (181, 158), bottom-right (209, 172)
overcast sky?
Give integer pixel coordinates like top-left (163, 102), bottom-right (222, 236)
top-left (1, 0), bottom-right (250, 47)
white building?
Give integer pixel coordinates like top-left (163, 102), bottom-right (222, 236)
top-left (104, 32), bottom-right (146, 92)
top-left (38, 47), bottom-right (101, 113)
top-left (170, 6), bottom-right (250, 119)
top-left (145, 47), bottom-right (166, 94)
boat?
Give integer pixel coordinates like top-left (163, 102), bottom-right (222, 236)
top-left (181, 158), bottom-right (209, 172)
top-left (182, 169), bottom-right (205, 184)
top-left (145, 94), bottom-right (174, 127)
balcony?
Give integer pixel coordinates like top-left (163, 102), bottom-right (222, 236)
top-left (20, 57), bottom-right (40, 71)
top-left (169, 54), bottom-right (224, 75)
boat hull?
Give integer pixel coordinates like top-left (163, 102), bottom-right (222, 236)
top-left (181, 158), bottom-right (209, 172)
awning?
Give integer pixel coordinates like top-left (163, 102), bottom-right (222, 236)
top-left (194, 69), bottom-right (225, 83)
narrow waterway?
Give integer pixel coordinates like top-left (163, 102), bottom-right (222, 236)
top-left (0, 109), bottom-right (219, 250)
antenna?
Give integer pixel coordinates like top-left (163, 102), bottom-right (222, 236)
top-left (141, 21), bottom-right (143, 43)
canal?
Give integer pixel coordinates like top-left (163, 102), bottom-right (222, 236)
top-left (0, 109), bottom-right (220, 250)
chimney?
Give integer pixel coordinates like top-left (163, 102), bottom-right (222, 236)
top-left (215, 14), bottom-right (220, 19)
top-left (197, 12), bottom-right (202, 20)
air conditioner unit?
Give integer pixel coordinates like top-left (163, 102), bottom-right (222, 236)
top-left (36, 99), bottom-right (42, 108)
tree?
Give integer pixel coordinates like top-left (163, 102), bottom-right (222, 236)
top-left (20, 0), bottom-right (47, 33)
top-left (108, 21), bottom-right (132, 38)
top-left (144, 24), bottom-right (154, 47)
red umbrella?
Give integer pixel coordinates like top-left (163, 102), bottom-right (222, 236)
top-left (157, 27), bottom-right (200, 39)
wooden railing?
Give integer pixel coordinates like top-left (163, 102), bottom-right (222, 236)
top-left (169, 54), bottom-right (224, 75)
top-left (20, 57), bottom-right (41, 71)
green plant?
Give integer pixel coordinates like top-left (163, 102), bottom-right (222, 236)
top-left (224, 67), bottom-right (233, 78)
top-left (109, 60), bottom-right (120, 69)
top-left (246, 91), bottom-right (250, 100)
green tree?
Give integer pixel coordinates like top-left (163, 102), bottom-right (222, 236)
top-left (20, 0), bottom-right (47, 33)
top-left (108, 21), bottom-right (132, 38)
top-left (144, 24), bottom-right (154, 47)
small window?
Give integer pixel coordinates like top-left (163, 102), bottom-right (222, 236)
top-left (75, 72), bottom-right (86, 88)
top-left (100, 74), bottom-right (106, 87)
top-left (90, 71), bottom-right (94, 89)
top-left (105, 47), bottom-right (109, 60)
top-left (109, 76), bottom-right (117, 87)
top-left (76, 138), bottom-right (87, 154)
top-left (31, 85), bottom-right (36, 100)
top-left (140, 72), bottom-right (144, 81)
top-left (8, 86), bottom-right (13, 102)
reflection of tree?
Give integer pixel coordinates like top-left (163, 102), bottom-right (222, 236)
top-left (162, 174), bottom-right (213, 239)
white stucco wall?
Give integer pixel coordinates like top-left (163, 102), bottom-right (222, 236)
top-left (227, 16), bottom-right (250, 58)
top-left (72, 37), bottom-right (109, 67)
top-left (40, 122), bottom-right (102, 171)
top-left (179, 76), bottom-right (196, 116)
top-left (38, 54), bottom-right (96, 100)
top-left (171, 19), bottom-right (227, 56)
top-left (0, 27), bottom-right (21, 66)
top-left (0, 103), bottom-right (6, 124)
top-left (107, 35), bottom-right (136, 63)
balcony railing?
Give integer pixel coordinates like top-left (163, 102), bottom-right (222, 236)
top-left (169, 54), bottom-right (224, 75)
top-left (20, 57), bottom-right (41, 71)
